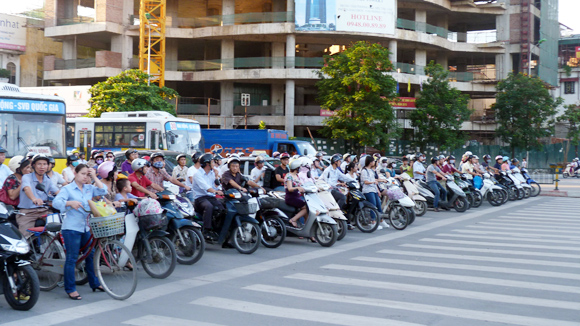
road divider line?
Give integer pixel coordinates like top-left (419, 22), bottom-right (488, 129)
top-left (492, 217), bottom-right (579, 224)
top-left (244, 284), bottom-right (580, 326)
top-left (285, 273), bottom-right (580, 310)
top-left (395, 245), bottom-right (580, 261)
top-left (419, 238), bottom-right (580, 251)
top-left (436, 233), bottom-right (580, 245)
top-left (123, 315), bottom-right (224, 326)
top-left (450, 229), bottom-right (580, 240)
top-left (466, 225), bottom-right (580, 234)
top-left (190, 296), bottom-right (425, 326)
top-left (475, 222), bottom-right (580, 230)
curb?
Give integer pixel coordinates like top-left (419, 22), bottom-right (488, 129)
top-left (540, 190), bottom-right (569, 197)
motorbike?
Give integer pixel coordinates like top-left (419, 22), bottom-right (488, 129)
top-left (563, 163), bottom-right (580, 178)
top-left (248, 188), bottom-right (287, 249)
top-left (271, 182), bottom-right (338, 247)
top-left (156, 190), bottom-right (205, 265)
top-left (192, 189), bottom-right (262, 254)
top-left (315, 179), bottom-right (349, 241)
top-left (520, 168), bottom-right (541, 197)
top-left (505, 170), bottom-right (527, 200)
top-left (379, 178), bottom-right (415, 230)
top-left (511, 167), bottom-right (533, 198)
top-left (479, 173), bottom-right (506, 206)
top-left (418, 175), bottom-right (469, 212)
top-left (340, 181), bottom-right (381, 233)
top-left (496, 171), bottom-right (522, 201)
top-left (0, 203), bottom-right (39, 311)
top-left (397, 173), bottom-right (427, 217)
top-left (458, 174), bottom-right (483, 208)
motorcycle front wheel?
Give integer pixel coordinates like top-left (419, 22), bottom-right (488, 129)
top-left (141, 236), bottom-right (177, 279)
top-left (261, 216), bottom-right (286, 248)
top-left (530, 182), bottom-right (541, 197)
top-left (388, 205), bottom-right (409, 230)
top-left (487, 190), bottom-right (503, 206)
top-left (454, 197), bottom-right (469, 212)
top-left (523, 187), bottom-right (531, 198)
top-left (313, 223), bottom-right (338, 247)
top-left (3, 264), bottom-right (40, 311)
top-left (232, 221), bottom-right (261, 254)
top-left (336, 219), bottom-right (348, 241)
top-left (355, 206), bottom-right (380, 233)
top-left (471, 191), bottom-right (483, 208)
top-left (171, 226), bottom-right (205, 265)
top-left (414, 201), bottom-right (427, 217)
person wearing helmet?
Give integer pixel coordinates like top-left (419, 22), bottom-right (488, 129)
top-left (427, 157), bottom-right (448, 212)
top-left (78, 152), bottom-right (87, 165)
top-left (461, 155), bottom-right (481, 181)
top-left (221, 156), bottom-right (264, 192)
top-left (121, 149), bottom-right (139, 175)
top-left (52, 163), bottom-right (108, 300)
top-left (104, 151), bottom-right (115, 162)
top-left (441, 155), bottom-right (458, 174)
top-left (312, 152), bottom-right (325, 178)
top-left (501, 156), bottom-right (510, 171)
top-left (97, 161), bottom-right (121, 208)
top-left (272, 153), bottom-right (290, 191)
top-left (412, 153), bottom-right (426, 181)
top-left (186, 152), bottom-right (203, 190)
top-left (510, 158), bottom-right (519, 170)
top-left (284, 157), bottom-right (309, 231)
top-left (46, 156), bottom-right (67, 189)
top-left (89, 151), bottom-right (105, 170)
top-left (172, 154), bottom-right (189, 182)
top-left (250, 156), bottom-right (267, 187)
top-left (145, 152), bottom-right (190, 193)
top-left (192, 153), bottom-right (224, 241)
top-left (340, 153), bottom-right (352, 173)
top-left (62, 155), bottom-right (80, 183)
top-left (0, 147), bottom-right (11, 187)
top-left (128, 158), bottom-right (161, 199)
top-left (320, 153), bottom-right (355, 209)
top-left (17, 154), bottom-right (60, 237)
top-left (213, 154), bottom-right (224, 177)
top-left (0, 156), bottom-right (32, 207)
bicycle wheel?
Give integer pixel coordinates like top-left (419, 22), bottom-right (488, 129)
top-left (28, 234), bottom-right (64, 291)
top-left (94, 238), bottom-right (137, 300)
top-left (171, 226), bottom-right (205, 265)
top-left (141, 236), bottom-right (177, 279)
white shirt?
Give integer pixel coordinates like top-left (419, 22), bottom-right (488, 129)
top-left (0, 164), bottom-right (11, 187)
top-left (186, 166), bottom-right (199, 188)
top-left (218, 164), bottom-right (229, 177)
top-left (250, 166), bottom-right (265, 187)
top-left (340, 161), bottom-right (348, 173)
top-left (47, 171), bottom-right (66, 188)
top-left (413, 161), bottom-right (426, 180)
top-left (521, 160), bottom-right (527, 168)
top-left (62, 166), bottom-right (75, 183)
top-left (320, 165), bottom-right (354, 187)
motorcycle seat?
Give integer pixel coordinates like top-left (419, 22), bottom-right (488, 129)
top-left (45, 222), bottom-right (62, 232)
top-left (27, 226), bottom-right (45, 233)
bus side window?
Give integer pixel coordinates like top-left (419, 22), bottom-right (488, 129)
top-left (66, 124), bottom-right (75, 148)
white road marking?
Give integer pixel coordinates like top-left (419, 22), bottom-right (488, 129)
top-left (245, 284), bottom-right (580, 326)
top-left (475, 222), bottom-right (580, 230)
top-left (285, 273), bottom-right (580, 310)
top-left (123, 315), bottom-right (224, 326)
top-left (488, 218), bottom-right (580, 226)
top-left (436, 232), bottom-right (580, 245)
top-left (450, 229), bottom-right (580, 240)
top-left (352, 256), bottom-right (580, 280)
top-left (191, 297), bottom-right (425, 326)
top-left (507, 212), bottom-right (579, 219)
top-left (466, 225), bottom-right (580, 234)
top-left (419, 238), bottom-right (580, 251)
top-left (322, 264), bottom-right (580, 294)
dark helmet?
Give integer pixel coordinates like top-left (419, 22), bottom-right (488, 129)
top-left (125, 148), bottom-right (138, 159)
top-left (66, 155), bottom-right (79, 165)
top-left (315, 152), bottom-right (323, 158)
top-left (213, 154), bottom-right (224, 161)
top-left (431, 157), bottom-right (438, 164)
top-left (448, 155), bottom-right (456, 160)
top-left (199, 153), bottom-right (213, 168)
top-left (191, 152), bottom-right (203, 164)
top-left (512, 158), bottom-right (519, 164)
top-left (467, 155), bottom-right (474, 160)
top-left (150, 152), bottom-right (165, 161)
top-left (483, 154), bottom-right (491, 161)
top-left (330, 153), bottom-right (342, 164)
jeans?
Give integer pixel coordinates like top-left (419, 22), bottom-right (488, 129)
top-left (61, 229), bottom-right (100, 294)
top-left (428, 181), bottom-right (447, 208)
top-left (364, 192), bottom-right (381, 220)
top-left (273, 186), bottom-right (285, 192)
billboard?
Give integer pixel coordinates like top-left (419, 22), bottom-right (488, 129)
top-left (295, 0), bottom-right (396, 35)
top-left (0, 14), bottom-right (27, 51)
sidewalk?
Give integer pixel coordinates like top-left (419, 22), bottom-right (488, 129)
top-left (540, 178), bottom-right (580, 198)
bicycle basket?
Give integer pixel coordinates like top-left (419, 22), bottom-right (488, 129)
top-left (233, 202), bottom-right (258, 215)
top-left (386, 187), bottom-right (406, 201)
top-left (138, 214), bottom-right (167, 231)
top-left (89, 213), bottom-right (125, 238)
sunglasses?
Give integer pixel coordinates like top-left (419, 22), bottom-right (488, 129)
top-left (107, 156), bottom-right (114, 158)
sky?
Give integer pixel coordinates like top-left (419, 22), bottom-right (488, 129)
top-left (1, 0), bottom-right (580, 33)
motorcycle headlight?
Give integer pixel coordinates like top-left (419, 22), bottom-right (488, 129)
top-left (1, 239), bottom-right (30, 254)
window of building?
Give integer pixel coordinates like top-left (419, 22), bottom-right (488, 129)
top-left (6, 62), bottom-right (16, 84)
top-left (564, 81), bottom-right (576, 94)
top-left (95, 123), bottom-right (146, 148)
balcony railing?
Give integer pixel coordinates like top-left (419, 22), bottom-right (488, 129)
top-left (54, 58), bottom-right (96, 70)
top-left (162, 57), bottom-right (324, 71)
top-left (57, 16), bottom-right (95, 26)
top-left (396, 18), bottom-right (497, 44)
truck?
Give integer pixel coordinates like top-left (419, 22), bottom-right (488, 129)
top-left (202, 129), bottom-right (318, 157)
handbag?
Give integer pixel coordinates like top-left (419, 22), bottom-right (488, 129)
top-left (0, 188), bottom-right (18, 206)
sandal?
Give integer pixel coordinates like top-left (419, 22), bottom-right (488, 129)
top-left (92, 286), bottom-right (105, 292)
top-left (68, 293), bottom-right (82, 300)
top-left (308, 237), bottom-right (317, 243)
top-left (289, 220), bottom-right (299, 228)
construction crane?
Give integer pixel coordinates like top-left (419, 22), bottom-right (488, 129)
top-left (139, 0), bottom-right (166, 87)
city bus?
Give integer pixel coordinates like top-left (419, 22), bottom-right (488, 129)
top-left (66, 111), bottom-right (203, 156)
top-left (0, 88), bottom-right (67, 171)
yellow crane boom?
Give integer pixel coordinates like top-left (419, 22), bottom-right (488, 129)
top-left (139, 0), bottom-right (166, 87)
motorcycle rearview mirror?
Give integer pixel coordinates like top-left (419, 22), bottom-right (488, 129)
top-left (214, 179), bottom-right (220, 186)
top-left (35, 183), bottom-right (46, 193)
top-left (380, 169), bottom-right (386, 173)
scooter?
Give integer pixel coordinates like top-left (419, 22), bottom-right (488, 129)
top-left (156, 190), bottom-right (205, 265)
top-left (0, 203), bottom-right (39, 311)
top-left (479, 173), bottom-right (506, 206)
top-left (497, 171), bottom-right (521, 201)
top-left (458, 174), bottom-right (483, 208)
top-left (380, 178), bottom-right (415, 230)
top-left (248, 188), bottom-right (287, 249)
top-left (418, 175), bottom-right (469, 212)
top-left (506, 170), bottom-right (527, 199)
top-left (520, 168), bottom-right (541, 197)
top-left (563, 163), bottom-right (580, 178)
top-left (192, 189), bottom-right (262, 254)
top-left (271, 182), bottom-right (338, 247)
top-left (511, 167), bottom-right (533, 198)
top-left (316, 179), bottom-right (349, 241)
top-left (340, 181), bottom-right (381, 233)
top-left (398, 173), bottom-right (427, 217)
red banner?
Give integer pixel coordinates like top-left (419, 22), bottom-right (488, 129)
top-left (576, 46), bottom-right (580, 58)
top-left (320, 109), bottom-right (336, 117)
top-left (389, 97), bottom-right (416, 108)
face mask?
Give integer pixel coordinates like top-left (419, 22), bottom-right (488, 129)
top-left (450, 160), bottom-right (455, 164)
top-left (72, 161), bottom-right (80, 167)
top-left (96, 159), bottom-right (103, 164)
top-left (486, 159), bottom-right (491, 163)
top-left (152, 161), bottom-right (164, 169)
top-left (382, 163), bottom-right (387, 167)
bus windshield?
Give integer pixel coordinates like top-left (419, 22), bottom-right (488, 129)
top-left (164, 121), bottom-right (202, 154)
top-left (0, 113), bottom-right (66, 158)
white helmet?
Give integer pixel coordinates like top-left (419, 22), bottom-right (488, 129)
top-left (300, 157), bottom-right (313, 168)
top-left (289, 158), bottom-right (302, 171)
top-left (574, 158), bottom-right (579, 162)
top-left (9, 155), bottom-right (26, 173)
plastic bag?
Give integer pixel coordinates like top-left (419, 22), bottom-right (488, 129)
top-left (88, 200), bottom-right (117, 217)
top-left (134, 198), bottom-right (163, 217)
top-left (473, 175), bottom-right (483, 189)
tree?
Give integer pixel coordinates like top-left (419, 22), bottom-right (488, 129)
top-left (88, 69), bottom-right (178, 117)
top-left (558, 104), bottom-right (580, 156)
top-left (316, 41), bottom-right (399, 148)
top-left (410, 62), bottom-right (471, 151)
top-left (493, 72), bottom-right (563, 157)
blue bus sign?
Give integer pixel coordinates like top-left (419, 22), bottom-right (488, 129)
top-left (0, 98), bottom-right (65, 115)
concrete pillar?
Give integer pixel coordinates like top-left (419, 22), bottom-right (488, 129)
top-left (122, 0), bottom-right (134, 26)
top-left (295, 86), bottom-right (304, 106)
top-left (272, 42), bottom-right (285, 68)
top-left (273, 0), bottom-right (285, 12)
top-left (165, 39), bottom-right (178, 71)
top-left (437, 52), bottom-right (448, 70)
top-left (495, 53), bottom-right (512, 80)
top-left (62, 38), bottom-right (77, 60)
top-left (222, 0), bottom-right (235, 25)
top-left (415, 9), bottom-right (426, 32)
top-left (285, 80), bottom-right (295, 137)
top-left (287, 0), bottom-right (295, 12)
top-left (388, 40), bottom-right (397, 64)
top-left (457, 24), bottom-right (468, 43)
top-left (415, 49), bottom-right (427, 75)
top-left (286, 34), bottom-right (295, 68)
top-left (111, 35), bottom-right (133, 70)
top-left (220, 81), bottom-right (234, 129)
top-left (437, 14), bottom-right (448, 30)
top-left (166, 0), bottom-right (178, 27)
top-left (271, 83), bottom-right (285, 115)
top-left (221, 39), bottom-right (234, 69)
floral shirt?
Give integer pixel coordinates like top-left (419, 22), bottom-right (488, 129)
top-left (284, 173), bottom-right (302, 190)
top-left (2, 174), bottom-right (20, 191)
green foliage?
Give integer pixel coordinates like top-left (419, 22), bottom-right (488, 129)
top-left (563, 65), bottom-right (572, 77)
top-left (88, 69), bottom-right (178, 117)
top-left (493, 72), bottom-right (563, 156)
top-left (316, 41), bottom-right (399, 148)
top-left (258, 121), bottom-right (266, 129)
top-left (558, 104), bottom-right (580, 155)
top-left (410, 62), bottom-right (471, 151)
top-left (0, 68), bottom-right (10, 78)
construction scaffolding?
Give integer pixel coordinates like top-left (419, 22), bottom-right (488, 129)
top-left (139, 0), bottom-right (166, 87)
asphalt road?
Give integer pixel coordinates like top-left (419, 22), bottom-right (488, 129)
top-left (2, 196), bottom-right (579, 326)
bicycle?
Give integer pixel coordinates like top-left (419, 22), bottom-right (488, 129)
top-left (27, 211), bottom-right (138, 300)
